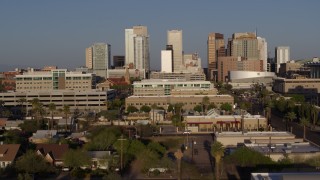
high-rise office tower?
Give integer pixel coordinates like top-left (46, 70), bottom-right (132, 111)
top-left (257, 37), bottom-right (268, 71)
top-left (161, 45), bottom-right (173, 73)
top-left (228, 32), bottom-right (259, 60)
top-left (275, 46), bottom-right (290, 73)
top-left (113, 56), bottom-right (125, 68)
top-left (86, 43), bottom-right (111, 78)
top-left (207, 33), bottom-right (225, 81)
top-left (167, 30), bottom-right (183, 72)
top-left (125, 26), bottom-right (150, 72)
top-left (85, 47), bottom-right (93, 69)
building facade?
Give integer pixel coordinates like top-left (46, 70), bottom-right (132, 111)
top-left (125, 26), bottom-right (150, 72)
top-left (167, 30), bottom-right (183, 72)
top-left (132, 79), bottom-right (214, 96)
top-left (0, 90), bottom-right (107, 112)
top-left (113, 56), bottom-right (125, 68)
top-left (207, 33), bottom-right (225, 81)
top-left (86, 43), bottom-right (111, 78)
top-left (217, 56), bottom-right (263, 82)
top-left (228, 32), bottom-right (259, 60)
top-left (150, 72), bottom-right (206, 81)
top-left (15, 69), bottom-right (95, 92)
top-left (275, 46), bottom-right (290, 73)
top-left (126, 95), bottom-right (233, 112)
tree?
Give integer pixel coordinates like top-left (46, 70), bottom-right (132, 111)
top-left (48, 103), bottom-right (56, 130)
top-left (140, 105), bottom-right (151, 113)
top-left (275, 97), bottom-right (286, 113)
top-left (63, 149), bottom-right (90, 169)
top-left (17, 98), bottom-right (27, 118)
top-left (0, 100), bottom-right (5, 117)
top-left (19, 120), bottom-right (38, 133)
top-left (284, 111), bottom-right (296, 131)
top-left (86, 130), bottom-right (117, 151)
top-left (193, 105), bottom-right (202, 113)
top-left (207, 102), bottom-right (217, 110)
top-left (300, 117), bottom-right (309, 140)
top-left (167, 104), bottom-right (174, 112)
top-left (127, 105), bottom-right (139, 113)
top-left (16, 150), bottom-right (53, 174)
top-left (220, 103), bottom-right (232, 112)
top-left (63, 105), bottom-right (70, 132)
top-left (30, 98), bottom-right (43, 125)
top-left (225, 147), bottom-right (273, 167)
top-left (202, 96), bottom-right (210, 114)
top-left (211, 141), bottom-right (225, 180)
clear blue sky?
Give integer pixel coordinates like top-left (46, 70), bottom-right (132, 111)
top-left (1, 0), bottom-right (319, 71)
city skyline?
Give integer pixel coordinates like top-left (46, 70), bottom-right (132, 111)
top-left (1, 0), bottom-right (320, 71)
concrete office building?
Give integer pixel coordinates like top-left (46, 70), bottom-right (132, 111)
top-left (257, 37), bottom-right (268, 71)
top-left (113, 56), bottom-right (125, 68)
top-left (228, 32), bottom-right (259, 60)
top-left (107, 68), bottom-right (145, 79)
top-left (183, 53), bottom-right (202, 73)
top-left (15, 69), bottom-right (95, 92)
top-left (217, 56), bottom-right (263, 82)
top-left (207, 33), bottom-right (225, 81)
top-left (161, 50), bottom-right (173, 73)
top-left (150, 72), bottom-right (206, 81)
top-left (85, 47), bottom-right (93, 69)
top-left (275, 46), bottom-right (290, 73)
top-left (125, 26), bottom-right (150, 72)
top-left (167, 30), bottom-right (183, 72)
top-left (86, 43), bottom-right (111, 78)
top-left (0, 90), bottom-right (107, 112)
top-left (132, 79), bottom-right (214, 96)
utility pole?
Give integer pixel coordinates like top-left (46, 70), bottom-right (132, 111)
top-left (118, 135), bottom-right (127, 171)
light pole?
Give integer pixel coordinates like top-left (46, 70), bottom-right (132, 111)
top-left (118, 135), bottom-right (127, 171)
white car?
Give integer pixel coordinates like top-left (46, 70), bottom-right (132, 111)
top-left (183, 130), bottom-right (191, 134)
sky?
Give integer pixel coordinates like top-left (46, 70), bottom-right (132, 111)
top-left (0, 0), bottom-right (320, 71)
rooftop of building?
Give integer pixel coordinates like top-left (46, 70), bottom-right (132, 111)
top-left (185, 109), bottom-right (264, 119)
top-left (134, 79), bottom-right (211, 84)
top-left (215, 131), bottom-right (294, 138)
top-left (0, 144), bottom-right (20, 162)
top-left (127, 94), bottom-right (233, 98)
top-left (251, 172), bottom-right (320, 180)
top-left (246, 142), bottom-right (320, 154)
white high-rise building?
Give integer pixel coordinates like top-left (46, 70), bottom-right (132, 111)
top-left (125, 26), bottom-right (150, 72)
top-left (167, 30), bottom-right (183, 72)
top-left (275, 46), bottom-right (290, 73)
top-left (257, 37), bottom-right (268, 71)
top-left (161, 50), bottom-right (173, 73)
top-left (125, 29), bottom-right (135, 66)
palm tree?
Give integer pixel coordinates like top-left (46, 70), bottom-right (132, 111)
top-left (30, 98), bottom-right (42, 126)
top-left (63, 105), bottom-right (70, 132)
top-left (300, 117), bottom-right (309, 140)
top-left (211, 141), bottom-right (225, 180)
top-left (48, 103), bottom-right (56, 130)
top-left (284, 111), bottom-right (296, 131)
top-left (17, 98), bottom-right (27, 119)
top-left (311, 105), bottom-right (318, 129)
top-left (0, 100), bottom-right (5, 117)
top-left (202, 96), bottom-right (210, 115)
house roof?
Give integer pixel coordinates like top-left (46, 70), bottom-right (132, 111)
top-left (36, 144), bottom-right (69, 160)
top-left (87, 151), bottom-right (111, 159)
top-left (32, 130), bottom-right (57, 139)
top-left (0, 144), bottom-right (20, 162)
top-left (0, 118), bottom-right (7, 127)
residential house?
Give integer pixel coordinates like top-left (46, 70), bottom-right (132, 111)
top-left (36, 144), bottom-right (69, 166)
top-left (0, 144), bottom-right (20, 168)
top-left (87, 151), bottom-right (111, 170)
top-left (29, 130), bottom-right (58, 144)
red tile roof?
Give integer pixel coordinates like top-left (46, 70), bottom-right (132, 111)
top-left (36, 144), bottom-right (69, 160)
